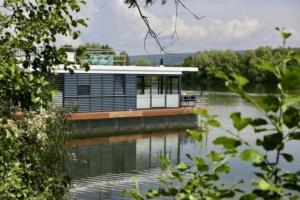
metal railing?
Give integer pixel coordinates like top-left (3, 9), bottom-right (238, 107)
top-left (180, 93), bottom-right (209, 107)
top-left (15, 48), bottom-right (128, 66)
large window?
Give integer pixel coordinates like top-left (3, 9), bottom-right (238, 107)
top-left (137, 76), bottom-right (150, 95)
top-left (167, 76), bottom-right (179, 94)
top-left (78, 85), bottom-right (90, 95)
top-left (114, 74), bottom-right (126, 95)
top-left (152, 76), bottom-right (165, 94)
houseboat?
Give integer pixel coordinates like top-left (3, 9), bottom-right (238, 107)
top-left (52, 51), bottom-right (200, 137)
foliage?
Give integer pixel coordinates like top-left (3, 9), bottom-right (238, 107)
top-left (0, 64), bottom-right (54, 110)
top-left (136, 58), bottom-right (151, 66)
top-left (0, 109), bottom-right (73, 199)
top-left (0, 0), bottom-right (87, 109)
top-left (0, 0), bottom-right (86, 199)
top-left (125, 29), bottom-right (300, 199)
top-left (182, 47), bottom-right (300, 85)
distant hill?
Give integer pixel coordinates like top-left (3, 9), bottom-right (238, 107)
top-left (130, 50), bottom-right (247, 66)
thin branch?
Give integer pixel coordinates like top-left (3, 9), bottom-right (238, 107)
top-left (129, 0), bottom-right (204, 54)
top-left (130, 0), bottom-right (167, 53)
top-left (176, 0), bottom-right (204, 20)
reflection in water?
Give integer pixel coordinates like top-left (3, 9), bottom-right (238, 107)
top-left (66, 91), bottom-right (300, 200)
top-left (67, 132), bottom-right (188, 200)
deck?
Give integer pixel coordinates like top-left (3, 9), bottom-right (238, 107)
top-left (69, 107), bottom-right (198, 121)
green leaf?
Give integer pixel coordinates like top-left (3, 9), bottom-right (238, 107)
top-left (208, 151), bottom-right (224, 162)
top-left (230, 112), bottom-right (252, 131)
top-left (211, 69), bottom-right (228, 80)
top-left (240, 193), bottom-right (257, 200)
top-left (251, 118), bottom-right (268, 127)
top-left (262, 133), bottom-right (283, 151)
top-left (282, 31), bottom-right (292, 40)
top-left (187, 129), bottom-right (202, 142)
top-left (258, 179), bottom-right (283, 193)
top-left (176, 162), bottom-right (188, 172)
top-left (283, 107), bottom-right (299, 129)
top-left (255, 95), bottom-right (280, 113)
top-left (194, 157), bottom-right (208, 172)
top-left (213, 136), bottom-right (241, 150)
top-left (215, 164), bottom-right (231, 174)
top-left (285, 95), bottom-right (300, 107)
top-left (207, 119), bottom-right (221, 127)
top-left (232, 73), bottom-right (249, 87)
top-left (240, 148), bottom-right (263, 164)
top-left (282, 67), bottom-right (300, 92)
top-left (281, 153), bottom-right (294, 162)
top-left (289, 132), bottom-right (300, 140)
top-left (146, 189), bottom-right (159, 198)
top-left (293, 51), bottom-right (300, 64)
top-left (256, 59), bottom-right (276, 74)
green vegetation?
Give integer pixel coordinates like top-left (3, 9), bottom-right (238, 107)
top-left (136, 58), bottom-right (151, 66)
top-left (0, 0), bottom-right (86, 198)
top-left (0, 109), bottom-right (72, 199)
top-left (125, 29), bottom-right (300, 200)
top-left (182, 47), bottom-right (300, 88)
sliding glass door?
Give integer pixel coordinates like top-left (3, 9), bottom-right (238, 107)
top-left (136, 75), bottom-right (179, 109)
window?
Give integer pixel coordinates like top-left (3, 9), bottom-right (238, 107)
top-left (78, 85), bottom-right (90, 95)
top-left (137, 76), bottom-right (150, 95)
top-left (114, 74), bottom-right (126, 95)
top-left (152, 76), bottom-right (165, 94)
top-left (167, 76), bottom-right (179, 94)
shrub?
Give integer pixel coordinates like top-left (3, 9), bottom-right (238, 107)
top-left (0, 109), bottom-right (72, 199)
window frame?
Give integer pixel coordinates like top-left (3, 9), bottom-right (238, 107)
top-left (77, 85), bottom-right (91, 96)
top-left (114, 74), bottom-right (126, 95)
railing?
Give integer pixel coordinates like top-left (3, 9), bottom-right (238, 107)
top-left (15, 48), bottom-right (128, 66)
top-left (65, 48), bottom-right (128, 66)
top-left (180, 92), bottom-right (209, 107)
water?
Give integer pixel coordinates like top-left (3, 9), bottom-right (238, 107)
top-left (66, 91), bottom-right (300, 200)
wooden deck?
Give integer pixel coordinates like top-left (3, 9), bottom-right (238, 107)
top-left (69, 107), bottom-right (197, 121)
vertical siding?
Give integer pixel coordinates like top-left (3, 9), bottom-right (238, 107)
top-left (64, 74), bottom-right (77, 96)
top-left (125, 75), bottom-right (136, 109)
top-left (90, 74), bottom-right (102, 112)
top-left (64, 74), bottom-right (77, 109)
top-left (63, 73), bottom-right (137, 112)
top-left (102, 75), bottom-right (114, 96)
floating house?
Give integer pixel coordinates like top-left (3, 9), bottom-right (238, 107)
top-left (53, 52), bottom-right (198, 113)
top-left (52, 51), bottom-right (199, 137)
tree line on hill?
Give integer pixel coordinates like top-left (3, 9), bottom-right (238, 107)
top-left (181, 46), bottom-right (300, 86)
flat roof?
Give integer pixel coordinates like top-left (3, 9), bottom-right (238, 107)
top-left (55, 65), bottom-right (198, 75)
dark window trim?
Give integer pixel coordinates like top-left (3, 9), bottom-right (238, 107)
top-left (114, 74), bottom-right (126, 95)
top-left (77, 84), bottom-right (90, 96)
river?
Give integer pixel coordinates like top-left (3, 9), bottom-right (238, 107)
top-left (66, 90), bottom-right (300, 200)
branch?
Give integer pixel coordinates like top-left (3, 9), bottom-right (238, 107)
top-left (129, 0), bottom-right (167, 53)
top-left (128, 0), bottom-right (204, 54)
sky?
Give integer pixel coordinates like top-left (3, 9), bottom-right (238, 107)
top-left (58, 0), bottom-right (300, 55)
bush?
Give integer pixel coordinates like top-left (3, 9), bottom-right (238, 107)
top-left (0, 109), bottom-right (72, 199)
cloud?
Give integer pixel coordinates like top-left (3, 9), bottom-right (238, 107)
top-left (56, 0), bottom-right (300, 54)
top-left (210, 18), bottom-right (263, 43)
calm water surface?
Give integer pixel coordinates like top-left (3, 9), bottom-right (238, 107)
top-left (66, 91), bottom-right (300, 200)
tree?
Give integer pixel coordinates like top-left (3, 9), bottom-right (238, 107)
top-left (0, 0), bottom-right (87, 198)
top-left (136, 58), bottom-right (151, 66)
top-left (119, 51), bottom-right (131, 65)
top-left (0, 0), bottom-right (87, 110)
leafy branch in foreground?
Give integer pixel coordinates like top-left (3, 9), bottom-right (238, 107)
top-left (0, 108), bottom-right (73, 199)
top-left (125, 29), bottom-right (300, 199)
